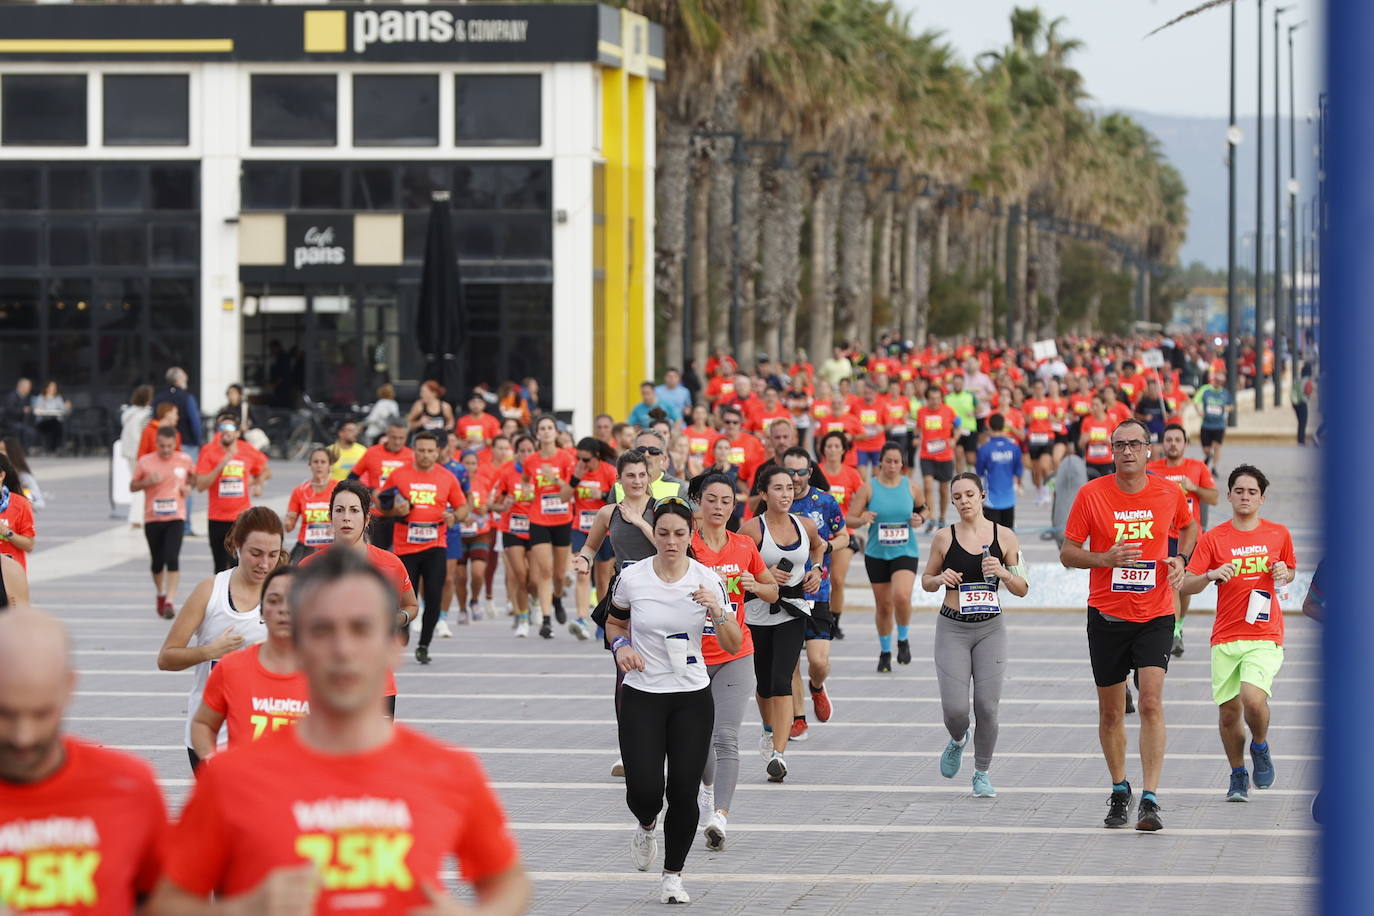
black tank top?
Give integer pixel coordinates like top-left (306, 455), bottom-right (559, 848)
top-left (940, 523), bottom-right (1004, 622)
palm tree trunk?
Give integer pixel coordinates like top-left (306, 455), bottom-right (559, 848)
top-left (777, 165), bottom-right (804, 363)
top-left (806, 173), bottom-right (835, 365)
top-left (857, 210), bottom-right (875, 347)
top-left (707, 148), bottom-right (734, 355)
top-left (1013, 204), bottom-right (1029, 344)
top-left (1025, 221), bottom-right (1040, 341)
top-left (1038, 230), bottom-right (1060, 336)
top-left (876, 191), bottom-right (894, 319)
top-left (915, 203), bottom-right (933, 344)
top-left (737, 147), bottom-right (761, 366)
top-left (899, 198), bottom-right (919, 344)
top-left (992, 215), bottom-right (1006, 341)
top-left (654, 118), bottom-right (691, 368)
top-left (758, 160), bottom-right (786, 365)
top-left (934, 205), bottom-right (949, 277)
top-left (690, 156), bottom-right (711, 371)
top-left (837, 175), bottom-right (866, 346)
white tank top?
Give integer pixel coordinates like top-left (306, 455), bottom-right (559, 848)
top-left (182, 569), bottom-right (266, 748)
top-left (744, 513), bottom-right (811, 627)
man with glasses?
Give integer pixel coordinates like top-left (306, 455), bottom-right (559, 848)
top-left (1060, 418), bottom-right (1195, 832)
top-left (612, 430), bottom-right (690, 504)
top-left (194, 411), bottom-right (271, 572)
top-left (717, 407), bottom-right (766, 489)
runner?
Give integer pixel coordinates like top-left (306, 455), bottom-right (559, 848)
top-left (1022, 379), bottom-right (1057, 506)
top-left (1147, 423), bottom-right (1219, 657)
top-left (780, 447), bottom-right (847, 741)
top-left (921, 472), bottom-right (1029, 798)
top-left (691, 474), bottom-right (777, 851)
top-left (525, 415), bottom-right (577, 639)
top-left (847, 442), bottom-right (928, 672)
top-left (150, 548), bottom-right (531, 914)
top-left (1078, 394), bottom-right (1117, 481)
top-left (716, 407), bottom-right (766, 489)
top-left (434, 431), bottom-right (472, 635)
top-left (349, 419), bottom-right (413, 553)
top-left (741, 467), bottom-right (826, 781)
top-left (945, 373), bottom-right (978, 473)
top-left (1134, 379), bottom-right (1168, 442)
top-left (407, 379), bottom-right (455, 435)
top-left (1194, 371), bottom-right (1235, 472)
top-left (608, 499), bottom-right (739, 905)
top-left (1180, 464), bottom-right (1295, 801)
top-left (569, 436), bottom-right (617, 639)
top-left (1061, 417), bottom-right (1195, 831)
top-left (850, 379), bottom-right (889, 478)
top-left (914, 388), bottom-right (957, 531)
top-left (326, 419), bottom-right (366, 481)
top-left (0, 552), bottom-right (28, 608)
top-left (384, 431), bottom-right (469, 665)
top-left (282, 447), bottom-right (334, 563)
top-left (817, 430), bottom-right (863, 640)
top-left (130, 425), bottom-right (194, 618)
top-left (490, 434), bottom-right (537, 636)
top-left (0, 607), bottom-right (168, 914)
top-left (974, 414), bottom-right (1021, 529)
top-left (457, 390), bottom-right (501, 455)
top-left (194, 413), bottom-right (271, 573)
top-left (156, 507), bottom-right (285, 771)
top-left (0, 453), bottom-right (36, 572)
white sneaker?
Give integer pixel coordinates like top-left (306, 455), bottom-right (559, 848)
top-left (484, 598), bottom-right (495, 618)
top-left (568, 618), bottom-right (590, 641)
top-left (697, 783), bottom-right (714, 825)
top-left (659, 873), bottom-right (690, 905)
top-left (409, 615), bottom-right (421, 636)
top-left (766, 751), bottom-right (787, 782)
top-left (469, 599), bottom-right (482, 622)
top-left (436, 618), bottom-right (453, 639)
top-left (611, 758), bottom-right (625, 778)
top-left (759, 729), bottom-right (775, 761)
top-left (703, 811), bottom-right (727, 850)
top-left (514, 619), bottom-right (530, 638)
top-left (630, 824), bottom-right (657, 872)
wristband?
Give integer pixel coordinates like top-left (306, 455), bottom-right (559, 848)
top-left (570, 475), bottom-right (581, 488)
top-left (611, 636), bottom-right (631, 654)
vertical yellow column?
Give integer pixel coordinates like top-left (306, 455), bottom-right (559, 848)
top-left (599, 63), bottom-right (629, 419)
top-left (626, 72), bottom-right (647, 392)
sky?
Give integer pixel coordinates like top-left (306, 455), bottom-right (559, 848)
top-left (892, 0), bottom-right (1326, 120)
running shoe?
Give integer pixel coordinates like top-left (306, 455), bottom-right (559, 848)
top-left (810, 682), bottom-right (833, 723)
top-left (1171, 634), bottom-right (1184, 657)
top-left (469, 599), bottom-right (483, 622)
top-left (766, 751), bottom-right (787, 782)
top-left (923, 519), bottom-right (937, 534)
top-left (940, 729), bottom-right (969, 778)
top-left (703, 811), bottom-right (727, 850)
top-left (514, 619), bottom-right (530, 638)
top-left (1124, 687), bottom-right (1136, 715)
top-left (611, 758), bottom-right (625, 777)
top-left (1136, 796), bottom-right (1163, 832)
top-left (659, 873), bottom-right (690, 905)
top-left (697, 783), bottom-right (714, 825)
top-left (877, 651), bottom-right (892, 673)
top-left (1227, 769), bottom-right (1250, 802)
top-left (483, 597), bottom-right (495, 618)
top-left (568, 618), bottom-right (591, 640)
top-left (972, 770), bottom-right (997, 798)
top-left (789, 718), bottom-right (809, 742)
top-left (759, 729), bottom-right (775, 760)
top-left (155, 595), bottom-right (166, 619)
top-left (896, 639), bottom-right (912, 665)
top-left (415, 645), bottom-right (430, 665)
top-left (553, 596), bottom-right (567, 625)
top-left (833, 619), bottom-right (845, 640)
top-left (436, 618), bottom-right (453, 639)
top-left (539, 617), bottom-right (554, 639)
top-left (630, 824), bottom-right (657, 871)
top-left (1251, 742), bottom-right (1276, 788)
top-left (1104, 782), bottom-right (1132, 828)
top-left (161, 601), bottom-right (176, 620)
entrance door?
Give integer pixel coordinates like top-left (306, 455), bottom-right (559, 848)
top-left (242, 284), bottom-right (353, 408)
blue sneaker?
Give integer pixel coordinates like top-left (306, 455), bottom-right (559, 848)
top-left (972, 770), bottom-right (996, 797)
top-left (1226, 769), bottom-right (1250, 802)
top-left (940, 729), bottom-right (969, 778)
top-left (1251, 743), bottom-right (1275, 789)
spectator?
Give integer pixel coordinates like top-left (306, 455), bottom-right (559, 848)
top-left (361, 383), bottom-right (401, 444)
top-left (0, 439), bottom-right (43, 512)
top-left (0, 378), bottom-right (33, 448)
top-left (628, 381), bottom-right (680, 428)
top-left (497, 381), bottom-right (532, 428)
top-left (522, 377), bottom-right (547, 415)
top-left (119, 384), bottom-right (155, 526)
top-left (31, 381), bottom-right (71, 455)
top-left (139, 403), bottom-right (181, 460)
top-left (655, 368), bottom-right (692, 419)
top-left (216, 383), bottom-right (259, 431)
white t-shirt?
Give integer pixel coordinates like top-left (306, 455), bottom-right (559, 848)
top-left (183, 569), bottom-right (267, 748)
top-left (611, 558), bottom-right (732, 694)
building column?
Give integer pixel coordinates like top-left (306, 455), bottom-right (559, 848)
top-left (550, 63), bottom-right (596, 434)
top-left (198, 62), bottom-right (241, 409)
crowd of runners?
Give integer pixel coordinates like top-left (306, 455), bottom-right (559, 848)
top-left (0, 331), bottom-right (1311, 910)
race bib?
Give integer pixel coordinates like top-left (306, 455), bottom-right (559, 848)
top-left (459, 519), bottom-right (480, 537)
top-left (152, 497), bottom-right (178, 516)
top-left (923, 416), bottom-right (943, 431)
top-left (926, 438), bottom-right (948, 454)
top-left (304, 522), bottom-right (333, 547)
top-left (541, 494), bottom-right (569, 515)
top-left (877, 522), bottom-right (910, 546)
top-left (689, 438), bottom-right (709, 454)
top-left (729, 447), bottom-right (746, 466)
top-left (466, 426), bottom-right (483, 440)
top-left (509, 515), bottom-right (530, 535)
top-left (665, 633), bottom-right (695, 676)
top-left (957, 582), bottom-right (1001, 616)
top-left (1087, 443), bottom-right (1109, 460)
top-left (578, 509), bottom-right (598, 533)
top-left (407, 521), bottom-right (440, 545)
top-left (1110, 561), bottom-right (1157, 593)
top-left (1029, 432), bottom-right (1051, 446)
top-left (1245, 589), bottom-right (1273, 625)
top-left (218, 476), bottom-right (245, 499)
top-left (1206, 403), bottom-right (1223, 417)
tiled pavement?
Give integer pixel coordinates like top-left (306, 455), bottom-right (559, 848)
top-left (22, 442), bottom-right (1319, 914)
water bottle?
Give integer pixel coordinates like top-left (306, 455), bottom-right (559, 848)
top-left (1276, 581), bottom-right (1290, 603)
top-left (981, 546), bottom-right (999, 588)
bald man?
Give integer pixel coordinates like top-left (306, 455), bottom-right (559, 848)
top-left (0, 607), bottom-right (167, 913)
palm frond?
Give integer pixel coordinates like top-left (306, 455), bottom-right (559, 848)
top-left (1146, 0), bottom-right (1235, 38)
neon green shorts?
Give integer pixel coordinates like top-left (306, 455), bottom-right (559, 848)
top-left (1210, 640), bottom-right (1284, 705)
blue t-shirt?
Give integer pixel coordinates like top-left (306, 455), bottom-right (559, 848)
top-left (976, 435), bottom-right (1022, 511)
top-left (792, 486), bottom-right (845, 601)
top-left (1195, 385), bottom-right (1231, 430)
top-left (655, 383), bottom-right (692, 419)
top-left (441, 458), bottom-right (469, 529)
top-left (627, 399), bottom-right (681, 427)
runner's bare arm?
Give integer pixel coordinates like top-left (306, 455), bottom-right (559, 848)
top-left (156, 579), bottom-right (216, 671)
top-left (920, 529), bottom-right (956, 591)
top-left (466, 862), bottom-right (533, 915)
top-left (147, 864), bottom-right (320, 915)
top-left (1060, 537), bottom-right (1139, 569)
top-left (843, 483), bottom-right (874, 529)
top-left (999, 533), bottom-right (1029, 598)
top-left (188, 702), bottom-right (225, 761)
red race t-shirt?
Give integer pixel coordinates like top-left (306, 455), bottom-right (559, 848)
top-left (821, 463), bottom-right (864, 522)
top-left (1146, 458), bottom-right (1216, 535)
top-left (690, 529), bottom-right (761, 665)
top-left (0, 491), bottom-right (34, 571)
top-left (525, 450), bottom-right (575, 527)
top-left (0, 738), bottom-right (166, 915)
top-left (386, 465), bottom-right (467, 555)
top-left (195, 440), bottom-right (269, 523)
top-left (287, 481), bottom-right (335, 549)
top-left (455, 413), bottom-right (500, 450)
top-left (916, 404), bottom-right (957, 462)
top-left (851, 398), bottom-right (888, 453)
top-left (1069, 392), bottom-right (1094, 419)
top-left (490, 462), bottom-right (534, 539)
top-left (1079, 417), bottom-right (1115, 466)
top-left (683, 426), bottom-right (719, 461)
top-left (300, 545), bottom-right (413, 598)
top-left (572, 461), bottom-right (617, 533)
top-left (723, 434), bottom-right (767, 486)
top-left (1064, 474), bottom-right (1192, 622)
top-left (162, 726), bottom-right (520, 909)
top-left (1188, 519), bottom-right (1295, 647)
top-left (1022, 398), bottom-right (1055, 447)
top-left (814, 412), bottom-right (862, 468)
top-left (352, 445), bottom-right (414, 518)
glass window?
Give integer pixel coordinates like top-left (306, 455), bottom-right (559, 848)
top-left (399, 165), bottom-right (449, 210)
top-left (150, 166), bottom-right (196, 210)
top-left (242, 164), bottom-right (292, 210)
top-left (49, 169), bottom-right (94, 210)
top-left (149, 278), bottom-right (195, 328)
top-left (0, 224), bottom-right (39, 267)
top-left (97, 224), bottom-right (147, 266)
top-left (0, 335), bottom-right (41, 382)
top-left (502, 213), bottom-right (552, 259)
top-left (453, 163), bottom-right (551, 210)
top-left (251, 75), bottom-right (336, 147)
top-left (93, 278), bottom-right (143, 332)
top-left (353, 75), bottom-right (438, 147)
top-left (100, 166), bottom-right (143, 210)
top-left (402, 212), bottom-right (427, 262)
top-left (0, 167), bottom-right (40, 210)
top-left (46, 278), bottom-right (92, 332)
top-left (46, 334), bottom-right (92, 387)
top-left (147, 334), bottom-right (198, 387)
top-left (98, 333), bottom-right (143, 393)
top-left (0, 279), bottom-right (41, 332)
top-left (103, 75), bottom-right (189, 146)
top-left (455, 75), bottom-right (541, 146)
top-left (351, 166), bottom-right (397, 210)
top-left (299, 166), bottom-right (344, 209)
top-left (150, 223), bottom-right (198, 267)
top-left (48, 223), bottom-right (92, 267)
top-left (2, 75), bottom-right (86, 146)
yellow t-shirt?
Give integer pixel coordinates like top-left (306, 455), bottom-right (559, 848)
top-left (329, 443), bottom-right (368, 481)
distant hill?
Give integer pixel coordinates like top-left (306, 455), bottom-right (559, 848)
top-left (1122, 109), bottom-right (1320, 270)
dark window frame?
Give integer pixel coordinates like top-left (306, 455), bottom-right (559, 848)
top-left (102, 74), bottom-right (190, 147)
top-left (454, 74), bottom-right (542, 147)
top-left (2, 74), bottom-right (88, 147)
top-left (250, 74), bottom-right (338, 148)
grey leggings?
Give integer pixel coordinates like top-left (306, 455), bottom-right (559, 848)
top-left (934, 612), bottom-right (1007, 772)
top-left (701, 655), bottom-right (755, 814)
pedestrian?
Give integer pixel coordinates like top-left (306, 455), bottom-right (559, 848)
top-left (130, 425), bottom-right (194, 618)
top-left (569, 436), bottom-right (617, 638)
top-left (120, 383), bottom-right (155, 527)
top-left (407, 379), bottom-right (455, 435)
top-left (194, 412), bottom-right (271, 573)
top-left (1291, 363), bottom-right (1314, 445)
top-left (816, 430), bottom-right (863, 640)
top-left (524, 415), bottom-right (576, 638)
top-left (1146, 424), bottom-right (1219, 658)
top-left (361, 382), bottom-right (401, 443)
top-left (489, 434), bottom-right (537, 636)
top-left (974, 414), bottom-right (1022, 528)
top-left (0, 377), bottom-right (34, 447)
top-left (153, 367), bottom-right (204, 536)
top-left (30, 380), bottom-right (71, 454)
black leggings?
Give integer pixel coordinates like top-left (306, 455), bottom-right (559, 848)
top-left (751, 616), bottom-right (806, 698)
top-left (619, 685), bottom-right (714, 873)
top-left (145, 520), bottom-right (185, 573)
top-left (402, 547), bottom-right (447, 649)
top-left (208, 519), bottom-right (234, 573)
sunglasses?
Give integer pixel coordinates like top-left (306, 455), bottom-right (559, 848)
top-left (785, 467), bottom-right (811, 477)
top-left (218, 423), bottom-right (238, 432)
top-left (654, 495), bottom-right (697, 513)
top-left (636, 446), bottom-right (665, 456)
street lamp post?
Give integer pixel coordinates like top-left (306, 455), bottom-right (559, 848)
top-left (1253, 0), bottom-right (1265, 413)
top-left (1272, 4), bottom-right (1291, 407)
top-left (1288, 21), bottom-right (1306, 366)
top-left (1225, 0), bottom-right (1241, 426)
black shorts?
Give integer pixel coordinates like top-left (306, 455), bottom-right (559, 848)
top-left (1028, 444), bottom-right (1053, 462)
top-left (1055, 431), bottom-right (1074, 446)
top-left (1086, 608), bottom-right (1174, 687)
top-left (1200, 427), bottom-right (1226, 448)
top-left (804, 601), bottom-right (835, 640)
top-left (1086, 463), bottom-right (1113, 480)
top-left (752, 617), bottom-right (806, 697)
top-left (983, 506), bottom-right (1015, 529)
top-left (919, 458), bottom-right (954, 482)
top-left (959, 432), bottom-right (979, 455)
top-left (527, 522), bottom-right (571, 548)
top-left (864, 554), bottom-right (919, 584)
top-left (501, 532), bottom-right (529, 551)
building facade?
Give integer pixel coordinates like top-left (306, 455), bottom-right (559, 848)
top-left (0, 2), bottom-right (660, 431)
